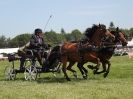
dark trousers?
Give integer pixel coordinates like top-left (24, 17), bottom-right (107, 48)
top-left (32, 50), bottom-right (43, 66)
top-left (18, 50), bottom-right (43, 69)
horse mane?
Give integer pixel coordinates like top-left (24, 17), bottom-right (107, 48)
top-left (69, 40), bottom-right (79, 43)
top-left (84, 24), bottom-right (107, 39)
top-left (51, 45), bottom-right (60, 52)
top-left (84, 24), bottom-right (98, 39)
top-left (99, 24), bottom-right (106, 29)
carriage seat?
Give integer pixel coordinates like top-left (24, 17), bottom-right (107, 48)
top-left (24, 49), bottom-right (34, 59)
top-left (17, 48), bottom-right (35, 61)
top-left (8, 53), bottom-right (20, 62)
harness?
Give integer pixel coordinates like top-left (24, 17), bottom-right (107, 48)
top-left (78, 39), bottom-right (117, 62)
top-left (78, 40), bottom-right (99, 53)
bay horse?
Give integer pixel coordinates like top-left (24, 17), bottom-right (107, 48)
top-left (48, 24), bottom-right (115, 81)
top-left (87, 27), bottom-right (128, 77)
top-left (69, 27), bottom-right (127, 78)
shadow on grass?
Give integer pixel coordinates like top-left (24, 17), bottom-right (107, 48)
top-left (0, 76), bottom-right (99, 83)
top-left (35, 75), bottom-right (104, 84)
top-left (0, 72), bottom-right (107, 83)
top-left (36, 77), bottom-right (85, 84)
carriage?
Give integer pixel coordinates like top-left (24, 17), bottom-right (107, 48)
top-left (4, 24), bottom-right (128, 81)
top-left (4, 48), bottom-right (62, 81)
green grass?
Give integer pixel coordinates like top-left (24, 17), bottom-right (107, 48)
top-left (0, 56), bottom-right (133, 99)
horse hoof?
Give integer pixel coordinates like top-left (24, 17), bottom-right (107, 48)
top-left (73, 72), bottom-right (78, 78)
top-left (103, 73), bottom-right (108, 78)
top-left (93, 70), bottom-right (97, 75)
top-left (87, 65), bottom-right (94, 70)
top-left (83, 74), bottom-right (87, 79)
top-left (66, 78), bottom-right (71, 81)
top-left (83, 76), bottom-right (87, 79)
top-left (74, 74), bottom-right (78, 79)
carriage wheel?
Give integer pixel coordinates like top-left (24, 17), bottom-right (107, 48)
top-left (4, 66), bottom-right (16, 80)
top-left (56, 62), bottom-right (62, 73)
top-left (24, 66), bottom-right (38, 81)
top-left (52, 62), bottom-right (62, 78)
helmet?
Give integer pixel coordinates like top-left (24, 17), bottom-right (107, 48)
top-left (34, 28), bottom-right (42, 35)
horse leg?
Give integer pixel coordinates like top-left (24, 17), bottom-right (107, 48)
top-left (104, 61), bottom-right (111, 78)
top-left (93, 58), bottom-right (101, 74)
top-left (67, 62), bottom-right (78, 78)
top-left (87, 64), bottom-right (95, 70)
top-left (81, 65), bottom-right (88, 78)
top-left (77, 62), bottom-right (87, 79)
top-left (95, 62), bottom-right (106, 74)
top-left (62, 57), bottom-right (71, 81)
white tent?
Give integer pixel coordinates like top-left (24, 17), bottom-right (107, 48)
top-left (127, 38), bottom-right (133, 46)
top-left (0, 48), bottom-right (19, 54)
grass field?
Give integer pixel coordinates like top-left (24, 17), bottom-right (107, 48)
top-left (0, 56), bottom-right (133, 99)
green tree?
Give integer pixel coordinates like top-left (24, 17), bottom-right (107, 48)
top-left (129, 28), bottom-right (133, 36)
top-left (9, 33), bottom-right (31, 47)
top-left (6, 38), bottom-right (11, 48)
top-left (0, 35), bottom-right (6, 48)
top-left (71, 29), bottom-right (82, 41)
top-left (44, 30), bottom-right (60, 45)
top-left (64, 33), bottom-right (71, 41)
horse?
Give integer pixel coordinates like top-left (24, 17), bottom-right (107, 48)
top-left (47, 24), bottom-right (115, 81)
top-left (87, 27), bottom-right (128, 77)
top-left (69, 27), bottom-right (127, 78)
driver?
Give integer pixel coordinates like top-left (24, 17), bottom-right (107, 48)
top-left (18, 28), bottom-right (50, 70)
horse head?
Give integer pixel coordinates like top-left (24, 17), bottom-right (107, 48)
top-left (89, 24), bottom-right (115, 46)
top-left (114, 27), bottom-right (128, 46)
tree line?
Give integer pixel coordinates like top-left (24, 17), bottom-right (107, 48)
top-left (0, 22), bottom-right (133, 48)
top-left (0, 29), bottom-right (83, 48)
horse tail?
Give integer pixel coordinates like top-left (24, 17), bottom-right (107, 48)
top-left (44, 45), bottom-right (61, 68)
top-left (50, 45), bottom-right (61, 59)
top-left (51, 45), bottom-right (61, 52)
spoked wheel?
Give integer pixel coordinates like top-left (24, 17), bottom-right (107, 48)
top-left (4, 66), bottom-right (16, 80)
top-left (24, 66), bottom-right (38, 81)
top-left (55, 62), bottom-right (62, 73)
top-left (52, 62), bottom-right (62, 78)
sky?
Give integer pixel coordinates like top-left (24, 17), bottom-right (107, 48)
top-left (0, 0), bottom-right (133, 38)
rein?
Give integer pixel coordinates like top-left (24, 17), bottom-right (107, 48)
top-left (78, 41), bottom-right (117, 53)
top-left (101, 42), bottom-right (116, 48)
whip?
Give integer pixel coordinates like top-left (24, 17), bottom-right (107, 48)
top-left (44, 15), bottom-right (53, 32)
